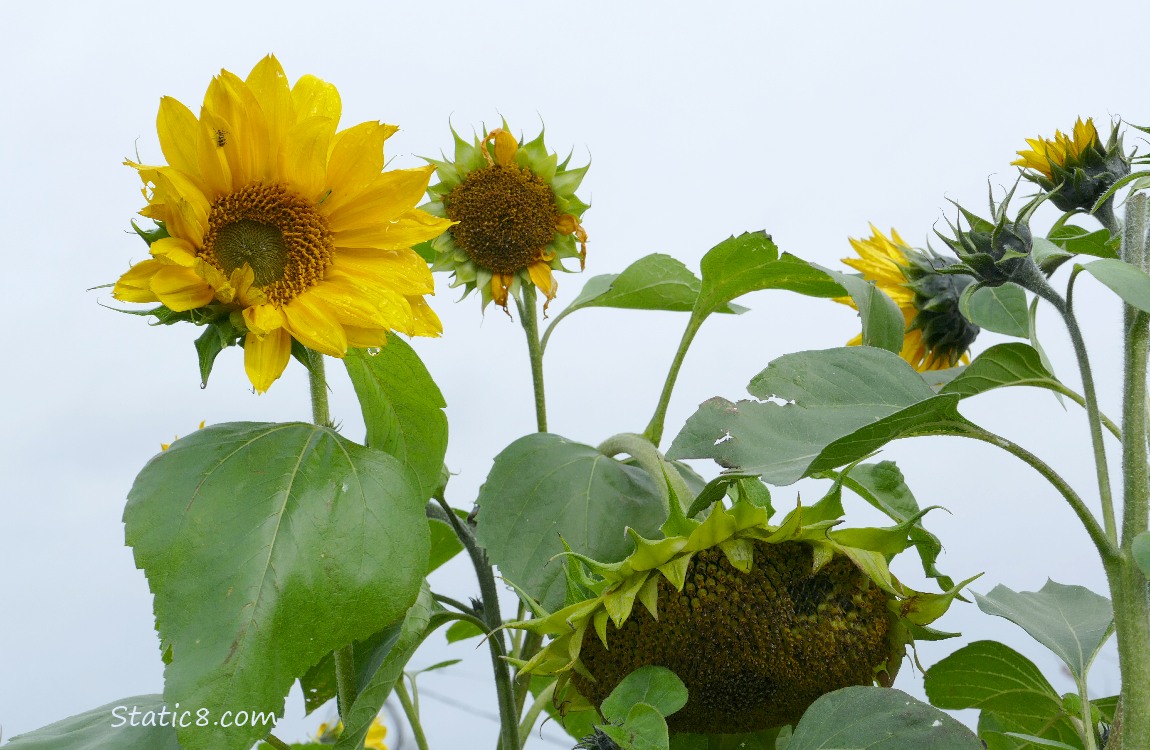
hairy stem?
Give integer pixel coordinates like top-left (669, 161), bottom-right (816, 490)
top-left (396, 679), bottom-right (431, 750)
top-left (1107, 192), bottom-right (1150, 750)
top-left (958, 424), bottom-right (1117, 562)
top-left (517, 284), bottom-right (548, 432)
top-left (263, 733), bottom-right (292, 750)
top-left (435, 496), bottom-right (521, 750)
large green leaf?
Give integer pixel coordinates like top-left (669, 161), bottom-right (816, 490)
top-left (924, 640), bottom-right (1080, 749)
top-left (299, 619), bottom-right (405, 715)
top-left (124, 422), bottom-right (429, 750)
top-left (817, 267), bottom-right (904, 353)
top-left (1080, 258), bottom-right (1150, 313)
top-left (3, 695), bottom-right (181, 749)
top-left (334, 584), bottom-right (450, 750)
top-left (344, 337), bottom-right (448, 500)
top-left (941, 343), bottom-right (1067, 400)
top-left (960, 283), bottom-right (1029, 337)
top-left (974, 581), bottom-right (1113, 682)
top-left (1049, 225), bottom-right (1117, 259)
top-left (474, 433), bottom-right (668, 610)
top-left (668, 347), bottom-right (970, 485)
top-left (562, 254), bottom-right (747, 314)
top-left (695, 232), bottom-right (844, 317)
top-left (833, 461), bottom-right (952, 589)
top-left (785, 686), bottom-right (982, 749)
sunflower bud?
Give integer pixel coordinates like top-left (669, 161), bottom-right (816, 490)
top-left (898, 246), bottom-right (979, 369)
top-left (1013, 118), bottom-right (1130, 214)
top-left (936, 186), bottom-right (1046, 290)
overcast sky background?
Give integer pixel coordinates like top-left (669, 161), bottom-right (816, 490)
top-left (3, 1), bottom-right (1149, 747)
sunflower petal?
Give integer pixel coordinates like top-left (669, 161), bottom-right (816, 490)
top-left (113, 260), bottom-right (164, 303)
top-left (150, 265), bottom-right (215, 311)
top-left (244, 328), bottom-right (292, 393)
top-left (281, 293), bottom-right (348, 357)
top-left (157, 96), bottom-right (200, 175)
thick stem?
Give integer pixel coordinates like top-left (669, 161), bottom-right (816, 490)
top-left (307, 349), bottom-right (331, 426)
top-left (958, 424), bottom-right (1117, 562)
top-left (395, 679), bottom-right (431, 750)
top-left (517, 284), bottom-right (548, 433)
top-left (1107, 191), bottom-right (1150, 750)
top-left (644, 313), bottom-right (704, 447)
top-left (435, 497), bottom-right (521, 750)
top-left (1095, 198), bottom-right (1121, 237)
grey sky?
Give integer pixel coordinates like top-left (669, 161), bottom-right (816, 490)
top-left (3, 1), bottom-right (1148, 746)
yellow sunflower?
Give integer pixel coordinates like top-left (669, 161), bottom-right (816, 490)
top-left (837, 226), bottom-right (978, 371)
top-left (1011, 117), bottom-right (1130, 214)
top-left (1012, 117), bottom-right (1098, 180)
top-left (423, 124), bottom-right (589, 311)
top-left (113, 55), bottom-right (451, 392)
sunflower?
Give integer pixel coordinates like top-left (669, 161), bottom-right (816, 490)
top-left (113, 55), bottom-right (451, 392)
top-left (423, 124), bottom-right (589, 311)
top-left (1012, 117), bottom-right (1130, 213)
top-left (837, 226), bottom-right (978, 371)
top-left (509, 493), bottom-right (972, 735)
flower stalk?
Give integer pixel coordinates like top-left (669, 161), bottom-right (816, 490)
top-left (517, 283), bottom-right (548, 432)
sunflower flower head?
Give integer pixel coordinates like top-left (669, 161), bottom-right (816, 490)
top-left (112, 56), bottom-right (452, 392)
top-left (935, 183), bottom-right (1048, 291)
top-left (423, 123), bottom-right (589, 313)
top-left (1012, 117), bottom-right (1129, 213)
top-left (508, 492), bottom-right (973, 735)
top-left (837, 226), bottom-right (979, 371)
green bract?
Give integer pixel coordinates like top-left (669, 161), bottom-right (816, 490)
top-left (423, 123), bottom-right (589, 311)
top-left (509, 494), bottom-right (973, 735)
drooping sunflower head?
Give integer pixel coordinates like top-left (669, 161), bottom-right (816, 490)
top-left (423, 123), bottom-right (589, 312)
top-left (836, 226), bottom-right (979, 371)
top-left (1012, 117), bottom-right (1130, 213)
top-left (112, 55), bottom-right (452, 392)
top-left (509, 495), bottom-right (972, 735)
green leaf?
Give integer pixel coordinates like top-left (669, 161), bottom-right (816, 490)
top-left (564, 254), bottom-right (747, 315)
top-left (444, 619), bottom-right (484, 643)
top-left (668, 347), bottom-right (969, 485)
top-left (600, 703), bottom-right (670, 750)
top-left (124, 422), bottom-right (429, 750)
top-left (334, 585), bottom-right (449, 750)
top-left (1049, 225), bottom-right (1118, 259)
top-left (834, 461), bottom-right (952, 589)
top-left (194, 318), bottom-right (243, 387)
top-left (1000, 734), bottom-right (1079, 750)
top-left (1080, 258), bottom-right (1150, 313)
top-left (427, 514), bottom-right (464, 575)
top-left (3, 695), bottom-right (181, 749)
top-left (974, 580), bottom-right (1114, 682)
top-left (817, 266), bottom-right (904, 353)
top-left (1031, 237), bottom-right (1073, 275)
top-left (474, 433), bottom-right (669, 610)
top-left (695, 232), bottom-right (844, 318)
top-left (924, 640), bottom-right (1078, 748)
top-left (300, 619), bottom-right (405, 715)
top-left (601, 666), bottom-right (688, 723)
top-left (345, 338), bottom-right (448, 501)
top-left (960, 283), bottom-right (1029, 337)
top-left (785, 686), bottom-right (982, 749)
top-left (941, 343), bottom-right (1067, 400)
top-left (1133, 530), bottom-right (1150, 579)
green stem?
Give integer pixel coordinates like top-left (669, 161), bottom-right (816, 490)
top-left (644, 313), bottom-right (704, 447)
top-left (598, 432), bottom-right (692, 515)
top-left (263, 733), bottom-right (292, 750)
top-left (433, 593), bottom-right (480, 617)
top-left (435, 497), bottom-right (521, 750)
top-left (1035, 281), bottom-right (1118, 545)
top-left (1056, 385), bottom-right (1122, 440)
top-left (1095, 197), bottom-right (1121, 237)
top-left (516, 284), bottom-right (548, 433)
top-left (1107, 191), bottom-right (1150, 750)
top-left (396, 679), bottom-right (431, 750)
top-left (306, 349), bottom-right (359, 731)
top-left (307, 348), bottom-right (331, 426)
top-left (958, 424), bottom-right (1117, 562)
top-left (1075, 677), bottom-right (1099, 750)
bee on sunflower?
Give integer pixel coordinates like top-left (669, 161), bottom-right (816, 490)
top-left (837, 226), bottom-right (979, 371)
top-left (422, 124), bottom-right (589, 312)
top-left (112, 55), bottom-right (451, 392)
